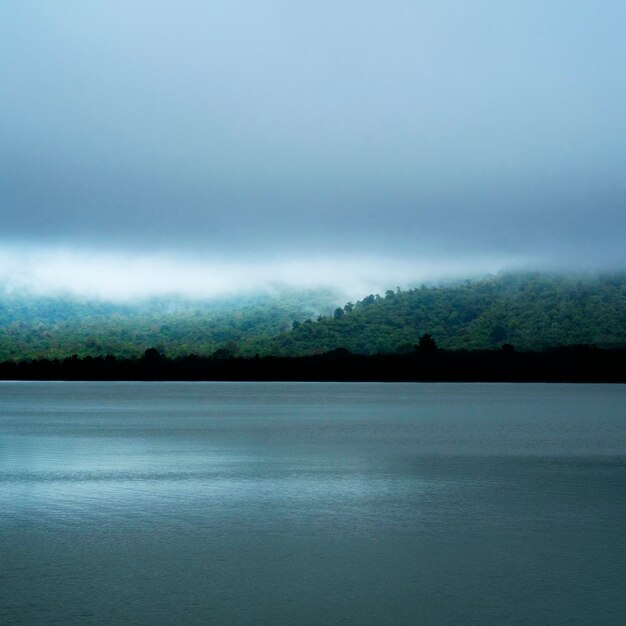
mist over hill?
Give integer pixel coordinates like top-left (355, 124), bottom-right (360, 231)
top-left (0, 287), bottom-right (340, 361)
top-left (1, 272), bottom-right (624, 361)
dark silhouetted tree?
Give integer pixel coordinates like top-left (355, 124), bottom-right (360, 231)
top-left (142, 347), bottom-right (164, 362)
top-left (417, 333), bottom-right (437, 353)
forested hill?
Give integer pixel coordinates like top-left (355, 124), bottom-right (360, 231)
top-left (0, 288), bottom-right (339, 361)
top-left (0, 273), bottom-right (624, 361)
top-left (258, 273), bottom-right (626, 356)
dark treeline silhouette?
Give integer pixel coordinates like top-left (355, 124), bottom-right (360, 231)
top-left (1, 345), bottom-right (625, 383)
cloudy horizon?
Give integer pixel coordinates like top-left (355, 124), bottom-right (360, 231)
top-left (0, 244), bottom-right (536, 301)
top-left (2, 1), bottom-right (625, 298)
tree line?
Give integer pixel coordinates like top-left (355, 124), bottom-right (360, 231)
top-left (1, 343), bottom-right (624, 383)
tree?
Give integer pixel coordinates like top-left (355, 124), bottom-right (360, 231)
top-left (142, 347), bottom-right (164, 362)
top-left (417, 333), bottom-right (437, 353)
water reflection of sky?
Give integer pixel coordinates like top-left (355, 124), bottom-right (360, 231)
top-left (2, 382), bottom-right (625, 625)
top-left (2, 383), bottom-right (625, 521)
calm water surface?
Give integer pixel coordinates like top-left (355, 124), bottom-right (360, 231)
top-left (1, 382), bottom-right (625, 625)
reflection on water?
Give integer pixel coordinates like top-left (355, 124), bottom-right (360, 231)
top-left (1, 382), bottom-right (625, 625)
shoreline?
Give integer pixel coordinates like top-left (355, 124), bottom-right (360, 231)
top-left (2, 347), bottom-right (625, 383)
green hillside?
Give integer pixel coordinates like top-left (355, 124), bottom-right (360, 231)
top-left (1, 273), bottom-right (624, 361)
top-left (257, 273), bottom-right (626, 356)
top-left (0, 288), bottom-right (339, 361)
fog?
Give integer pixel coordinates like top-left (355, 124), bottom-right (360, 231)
top-left (1, 1), bottom-right (625, 299)
top-left (0, 245), bottom-right (530, 301)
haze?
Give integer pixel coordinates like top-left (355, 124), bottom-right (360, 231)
top-left (1, 1), bottom-right (625, 298)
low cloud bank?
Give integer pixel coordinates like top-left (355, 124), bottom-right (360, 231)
top-left (0, 245), bottom-right (529, 302)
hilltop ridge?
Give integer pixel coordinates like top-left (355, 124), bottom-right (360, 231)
top-left (1, 273), bottom-right (624, 361)
top-left (260, 272), bottom-right (626, 356)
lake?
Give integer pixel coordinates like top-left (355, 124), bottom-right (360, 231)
top-left (1, 382), bottom-right (625, 625)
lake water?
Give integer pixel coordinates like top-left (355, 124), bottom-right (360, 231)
top-left (1, 382), bottom-right (625, 625)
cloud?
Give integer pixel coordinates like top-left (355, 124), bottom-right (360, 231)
top-left (0, 245), bottom-right (528, 301)
top-left (1, 2), bottom-right (625, 276)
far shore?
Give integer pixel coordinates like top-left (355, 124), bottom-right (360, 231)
top-left (1, 346), bottom-right (624, 383)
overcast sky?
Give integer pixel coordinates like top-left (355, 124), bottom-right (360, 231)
top-left (1, 1), bottom-right (625, 297)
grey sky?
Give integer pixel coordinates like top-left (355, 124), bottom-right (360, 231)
top-left (1, 1), bottom-right (625, 295)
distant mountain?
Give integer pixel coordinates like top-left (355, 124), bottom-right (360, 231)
top-left (256, 273), bottom-right (626, 356)
top-left (0, 288), bottom-right (340, 361)
top-left (1, 273), bottom-right (624, 361)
